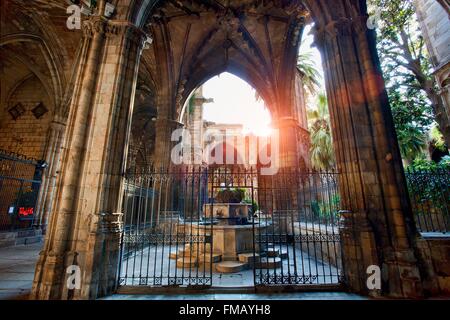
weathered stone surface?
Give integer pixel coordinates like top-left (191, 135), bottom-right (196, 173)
top-left (198, 253), bottom-right (222, 263)
top-left (0, 0), bottom-right (446, 300)
top-left (238, 253), bottom-right (260, 264)
top-left (216, 261), bottom-right (248, 273)
top-left (176, 257), bottom-right (198, 269)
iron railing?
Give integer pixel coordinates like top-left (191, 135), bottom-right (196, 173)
top-left (119, 169), bottom-right (213, 287)
top-left (0, 149), bottom-right (46, 231)
top-left (118, 167), bottom-right (344, 288)
top-left (405, 167), bottom-right (450, 233)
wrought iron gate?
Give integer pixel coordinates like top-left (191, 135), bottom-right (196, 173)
top-left (118, 169), bottom-right (214, 287)
top-left (0, 149), bottom-right (45, 231)
top-left (252, 170), bottom-right (343, 286)
top-left (118, 167), bottom-right (344, 289)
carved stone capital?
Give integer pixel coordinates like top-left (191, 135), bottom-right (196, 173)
top-left (96, 212), bottom-right (124, 234)
top-left (105, 22), bottom-right (152, 48)
top-left (313, 17), bottom-right (368, 48)
top-left (50, 116), bottom-right (67, 132)
top-left (82, 18), bottom-right (152, 49)
top-left (82, 16), bottom-right (108, 38)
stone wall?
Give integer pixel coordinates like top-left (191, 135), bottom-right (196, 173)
top-left (418, 235), bottom-right (450, 296)
top-left (414, 0), bottom-right (449, 67)
top-left (0, 75), bottom-right (52, 160)
top-left (414, 0), bottom-right (450, 145)
top-left (292, 222), bottom-right (342, 268)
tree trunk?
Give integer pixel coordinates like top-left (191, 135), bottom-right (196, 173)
top-left (426, 89), bottom-right (450, 148)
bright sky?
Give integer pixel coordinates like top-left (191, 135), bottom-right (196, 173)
top-left (202, 24), bottom-right (323, 136)
top-left (202, 72), bottom-right (272, 136)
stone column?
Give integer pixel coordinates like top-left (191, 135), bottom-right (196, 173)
top-left (153, 118), bottom-right (184, 169)
top-left (190, 88), bottom-right (212, 166)
top-left (314, 16), bottom-right (423, 298)
top-left (151, 118), bottom-right (184, 227)
top-left (264, 118), bottom-right (307, 217)
top-left (272, 117), bottom-right (310, 170)
top-left (34, 117), bottom-right (66, 233)
top-left (31, 16), bottom-right (149, 300)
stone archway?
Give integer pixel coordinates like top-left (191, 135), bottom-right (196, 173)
top-left (31, 0), bottom-right (430, 299)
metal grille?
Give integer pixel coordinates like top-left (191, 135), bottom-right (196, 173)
top-left (406, 167), bottom-right (450, 233)
top-left (118, 168), bottom-right (344, 288)
top-left (118, 169), bottom-right (214, 287)
top-left (238, 169), bottom-right (343, 286)
top-left (0, 150), bottom-right (45, 231)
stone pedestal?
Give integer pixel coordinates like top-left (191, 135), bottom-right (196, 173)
top-left (204, 203), bottom-right (249, 222)
top-left (191, 224), bottom-right (262, 261)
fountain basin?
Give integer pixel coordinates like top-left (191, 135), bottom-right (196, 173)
top-left (191, 222), bottom-right (267, 261)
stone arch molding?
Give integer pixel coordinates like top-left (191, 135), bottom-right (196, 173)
top-left (178, 69), bottom-right (274, 124)
top-left (122, 0), bottom-right (315, 122)
top-left (124, 0), bottom-right (367, 34)
top-left (26, 0), bottom-right (437, 300)
top-left (0, 33), bottom-right (65, 116)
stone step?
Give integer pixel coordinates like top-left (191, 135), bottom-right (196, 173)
top-left (17, 236), bottom-right (42, 245)
top-left (0, 231), bottom-right (43, 248)
top-left (169, 251), bottom-right (178, 259)
top-left (0, 239), bottom-right (16, 248)
top-left (198, 261), bottom-right (215, 272)
top-left (0, 232), bottom-right (16, 240)
top-left (176, 257), bottom-right (198, 268)
top-left (178, 249), bottom-right (194, 257)
top-left (173, 249), bottom-right (196, 258)
top-left (197, 253), bottom-right (222, 263)
top-left (238, 253), bottom-right (260, 264)
top-left (18, 229), bottom-right (41, 237)
top-left (257, 257), bottom-right (282, 269)
top-left (216, 261), bottom-right (248, 273)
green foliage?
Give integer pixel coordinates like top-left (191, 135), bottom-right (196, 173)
top-left (407, 157), bottom-right (450, 171)
top-left (429, 124), bottom-right (447, 152)
top-left (188, 95), bottom-right (195, 115)
top-left (297, 49), bottom-right (322, 96)
top-left (242, 198), bottom-right (259, 213)
top-left (368, 0), bottom-right (439, 163)
top-left (216, 188), bottom-right (245, 203)
top-left (309, 93), bottom-right (335, 171)
top-left (405, 159), bottom-right (450, 215)
top-left (311, 195), bottom-right (341, 224)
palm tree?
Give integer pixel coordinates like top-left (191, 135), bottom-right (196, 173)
top-left (297, 47), bottom-right (322, 97)
top-left (254, 41), bottom-right (322, 103)
top-left (397, 124), bottom-right (427, 164)
top-left (309, 93), bottom-right (335, 171)
top-left (307, 93), bottom-right (328, 124)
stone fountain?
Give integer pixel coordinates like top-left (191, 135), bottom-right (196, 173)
top-left (173, 190), bottom-right (272, 273)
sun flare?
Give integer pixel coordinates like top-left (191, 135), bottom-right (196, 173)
top-left (202, 72), bottom-right (273, 137)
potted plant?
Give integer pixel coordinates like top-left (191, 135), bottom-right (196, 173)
top-left (216, 188), bottom-right (245, 203)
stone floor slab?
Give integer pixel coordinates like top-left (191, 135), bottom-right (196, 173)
top-left (0, 242), bottom-right (42, 300)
